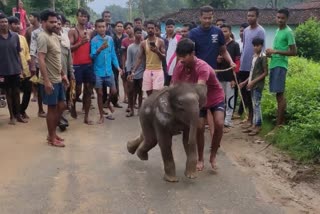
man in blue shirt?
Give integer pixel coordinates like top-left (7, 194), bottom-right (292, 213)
top-left (188, 5), bottom-right (236, 171)
top-left (91, 19), bottom-right (122, 124)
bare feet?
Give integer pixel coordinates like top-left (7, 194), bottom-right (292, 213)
top-left (196, 160), bottom-right (204, 171)
top-left (97, 117), bottom-right (104, 124)
top-left (84, 118), bottom-right (94, 125)
top-left (48, 139), bottom-right (65, 147)
top-left (209, 154), bottom-right (218, 170)
top-left (8, 118), bottom-right (16, 125)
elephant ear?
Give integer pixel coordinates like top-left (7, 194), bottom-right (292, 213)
top-left (194, 84), bottom-right (207, 108)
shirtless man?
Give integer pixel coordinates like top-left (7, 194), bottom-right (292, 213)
top-left (68, 8), bottom-right (94, 125)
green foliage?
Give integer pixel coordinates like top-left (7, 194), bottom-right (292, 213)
top-left (295, 18), bottom-right (320, 61)
top-left (262, 57), bottom-right (320, 162)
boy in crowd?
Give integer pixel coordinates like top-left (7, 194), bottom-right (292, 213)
top-left (239, 38), bottom-right (268, 135)
top-left (165, 19), bottom-right (181, 86)
top-left (181, 23), bottom-right (193, 38)
top-left (90, 19), bottom-right (121, 124)
top-left (266, 8), bottom-right (297, 127)
top-left (216, 24), bottom-right (240, 130)
top-left (8, 16), bottom-right (31, 121)
top-left (126, 27), bottom-right (145, 117)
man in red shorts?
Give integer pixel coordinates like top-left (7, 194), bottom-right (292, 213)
top-left (172, 38), bottom-right (225, 170)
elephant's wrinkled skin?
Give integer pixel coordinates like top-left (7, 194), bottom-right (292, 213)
top-left (127, 83), bottom-right (207, 182)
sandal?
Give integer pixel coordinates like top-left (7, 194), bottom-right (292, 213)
top-left (126, 111), bottom-right (134, 117)
top-left (106, 115), bottom-right (115, 120)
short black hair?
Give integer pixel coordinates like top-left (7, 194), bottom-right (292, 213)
top-left (8, 16), bottom-right (20, 25)
top-left (0, 14), bottom-right (6, 20)
top-left (220, 24), bottom-right (232, 31)
top-left (58, 13), bottom-right (67, 24)
top-left (183, 23), bottom-right (193, 30)
top-left (134, 27), bottom-right (142, 33)
top-left (240, 23), bottom-right (249, 28)
top-left (124, 22), bottom-right (133, 29)
top-left (77, 8), bottom-right (89, 19)
top-left (216, 18), bottom-right (225, 23)
top-left (101, 10), bottom-right (111, 18)
top-left (248, 7), bottom-right (259, 17)
top-left (95, 18), bottom-right (105, 26)
top-left (30, 12), bottom-right (40, 21)
top-left (176, 38), bottom-right (195, 57)
top-left (40, 9), bottom-right (57, 22)
top-left (278, 8), bottom-right (290, 18)
top-left (146, 20), bottom-right (156, 27)
top-left (252, 37), bottom-right (264, 46)
top-left (165, 18), bottom-right (175, 26)
top-left (200, 5), bottom-right (214, 16)
top-left (115, 21), bottom-right (123, 26)
top-left (134, 17), bottom-right (142, 22)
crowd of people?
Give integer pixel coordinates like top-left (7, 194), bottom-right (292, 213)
top-left (0, 4), bottom-right (296, 170)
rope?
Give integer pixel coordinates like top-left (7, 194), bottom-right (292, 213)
top-left (213, 67), bottom-right (233, 73)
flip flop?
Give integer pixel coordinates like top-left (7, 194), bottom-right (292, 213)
top-left (106, 115), bottom-right (115, 120)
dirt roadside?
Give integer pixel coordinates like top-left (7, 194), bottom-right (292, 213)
top-left (220, 123), bottom-right (320, 214)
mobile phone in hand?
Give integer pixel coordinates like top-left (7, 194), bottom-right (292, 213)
top-left (150, 42), bottom-right (156, 47)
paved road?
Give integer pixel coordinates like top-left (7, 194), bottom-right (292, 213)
top-left (0, 104), bottom-right (283, 214)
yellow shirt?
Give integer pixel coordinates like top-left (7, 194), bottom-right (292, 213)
top-left (19, 35), bottom-right (31, 77)
top-left (145, 38), bottom-right (163, 70)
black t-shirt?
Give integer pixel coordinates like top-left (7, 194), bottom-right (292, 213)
top-left (113, 34), bottom-right (127, 68)
top-left (0, 31), bottom-right (22, 76)
top-left (216, 40), bottom-right (240, 82)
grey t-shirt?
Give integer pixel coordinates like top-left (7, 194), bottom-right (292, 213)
top-left (240, 25), bottom-right (266, 72)
top-left (126, 43), bottom-right (145, 79)
top-left (0, 31), bottom-right (22, 76)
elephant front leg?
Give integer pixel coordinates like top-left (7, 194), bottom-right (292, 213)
top-left (127, 133), bottom-right (144, 154)
top-left (158, 135), bottom-right (178, 182)
top-left (183, 126), bottom-right (197, 179)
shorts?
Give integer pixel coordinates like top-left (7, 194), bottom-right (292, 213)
top-left (269, 67), bottom-right (287, 93)
top-left (142, 69), bottom-right (165, 91)
top-left (73, 64), bottom-right (94, 85)
top-left (134, 78), bottom-right (143, 93)
top-left (95, 75), bottom-right (116, 89)
top-left (199, 102), bottom-right (225, 118)
top-left (40, 82), bottom-right (66, 106)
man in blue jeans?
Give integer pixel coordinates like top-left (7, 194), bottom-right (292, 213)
top-left (91, 19), bottom-right (122, 124)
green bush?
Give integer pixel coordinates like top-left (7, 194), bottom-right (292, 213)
top-left (262, 57), bottom-right (320, 162)
top-left (295, 18), bottom-right (320, 61)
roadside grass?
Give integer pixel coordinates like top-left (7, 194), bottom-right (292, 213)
top-left (260, 57), bottom-right (320, 163)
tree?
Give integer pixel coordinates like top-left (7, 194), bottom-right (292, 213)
top-left (105, 4), bottom-right (128, 22)
top-left (295, 18), bottom-right (320, 61)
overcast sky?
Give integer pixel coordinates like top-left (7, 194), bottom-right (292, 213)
top-left (88, 0), bottom-right (127, 14)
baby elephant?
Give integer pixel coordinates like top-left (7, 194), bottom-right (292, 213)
top-left (127, 83), bottom-right (207, 182)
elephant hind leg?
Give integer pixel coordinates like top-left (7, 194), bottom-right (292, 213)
top-left (127, 133), bottom-right (144, 155)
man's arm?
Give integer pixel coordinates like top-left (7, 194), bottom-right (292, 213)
top-left (266, 44), bottom-right (297, 56)
top-left (220, 45), bottom-right (236, 68)
top-left (38, 52), bottom-right (50, 84)
top-left (155, 39), bottom-right (166, 60)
